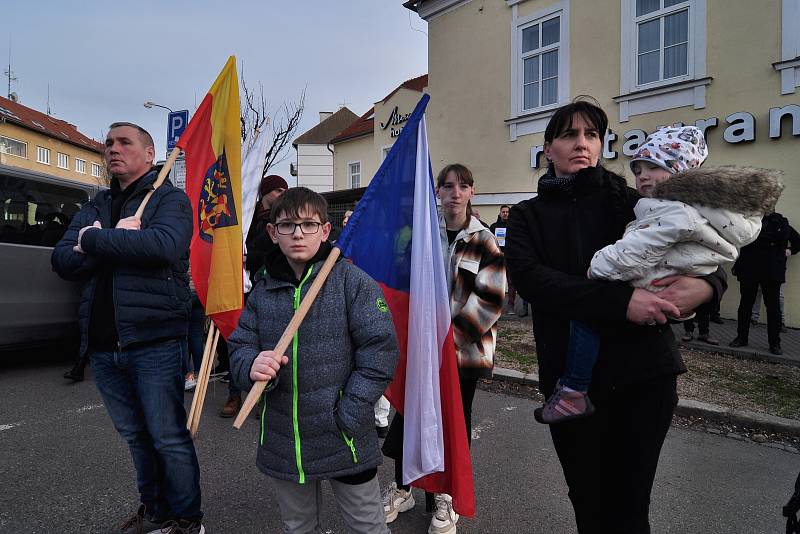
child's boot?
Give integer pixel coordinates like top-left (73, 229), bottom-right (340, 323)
top-left (534, 381), bottom-right (595, 424)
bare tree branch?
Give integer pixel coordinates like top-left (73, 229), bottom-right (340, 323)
top-left (240, 71), bottom-right (305, 176)
top-left (262, 88), bottom-right (305, 176)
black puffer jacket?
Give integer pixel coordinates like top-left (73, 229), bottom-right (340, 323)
top-left (733, 212), bottom-right (800, 283)
top-left (505, 165), bottom-right (726, 396)
top-left (245, 208), bottom-right (278, 282)
top-left (51, 167), bottom-right (192, 356)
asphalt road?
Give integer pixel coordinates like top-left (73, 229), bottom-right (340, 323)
top-left (1, 352), bottom-right (798, 533)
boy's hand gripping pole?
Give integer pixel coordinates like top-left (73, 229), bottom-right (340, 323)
top-left (233, 247), bottom-right (342, 429)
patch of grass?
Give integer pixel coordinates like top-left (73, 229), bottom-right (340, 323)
top-left (496, 347), bottom-right (537, 367)
top-left (496, 319), bottom-right (800, 420)
top-left (680, 350), bottom-right (800, 420)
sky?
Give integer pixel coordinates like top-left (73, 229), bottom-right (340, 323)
top-left (2, 0), bottom-right (428, 185)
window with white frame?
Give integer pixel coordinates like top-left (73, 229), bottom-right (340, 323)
top-left (0, 136), bottom-right (27, 158)
top-left (57, 152), bottom-right (69, 169)
top-left (635, 0), bottom-right (690, 86)
top-left (92, 162), bottom-right (102, 178)
top-left (36, 146), bottom-right (50, 165)
top-left (616, 0), bottom-right (707, 122)
top-left (521, 15), bottom-right (561, 111)
top-left (507, 1), bottom-right (570, 140)
top-left (348, 162), bottom-right (361, 189)
top-left (776, 0), bottom-right (800, 94)
top-left (75, 158), bottom-right (86, 174)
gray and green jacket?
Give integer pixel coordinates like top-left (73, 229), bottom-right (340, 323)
top-left (228, 244), bottom-right (399, 482)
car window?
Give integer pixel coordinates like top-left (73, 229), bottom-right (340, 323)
top-left (0, 174), bottom-right (89, 246)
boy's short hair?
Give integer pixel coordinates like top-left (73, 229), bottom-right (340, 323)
top-left (270, 187), bottom-right (329, 224)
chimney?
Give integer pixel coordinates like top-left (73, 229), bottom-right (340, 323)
top-left (319, 111), bottom-right (333, 123)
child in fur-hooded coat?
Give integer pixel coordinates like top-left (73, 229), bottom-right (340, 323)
top-left (589, 129), bottom-right (784, 289)
top-left (534, 125), bottom-right (784, 425)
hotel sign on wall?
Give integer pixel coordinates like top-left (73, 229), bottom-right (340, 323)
top-left (530, 104), bottom-right (800, 168)
top-left (381, 106), bottom-right (412, 138)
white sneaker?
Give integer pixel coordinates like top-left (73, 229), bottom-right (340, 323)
top-left (382, 482), bottom-right (415, 523)
top-left (428, 493), bottom-right (458, 534)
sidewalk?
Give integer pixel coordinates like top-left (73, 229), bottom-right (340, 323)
top-left (676, 317), bottom-right (800, 367)
top-left (492, 366), bottom-right (800, 436)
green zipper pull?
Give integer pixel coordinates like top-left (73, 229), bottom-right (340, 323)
top-left (337, 390), bottom-right (359, 463)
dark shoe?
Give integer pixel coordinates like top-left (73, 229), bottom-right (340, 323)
top-left (219, 395), bottom-right (242, 418)
top-left (750, 318), bottom-right (759, 326)
top-left (63, 364), bottom-right (85, 382)
top-left (729, 337), bottom-right (748, 348)
top-left (710, 314), bottom-right (724, 325)
top-left (152, 519), bottom-right (205, 534)
top-left (697, 334), bottom-right (720, 346)
top-left (681, 332), bottom-right (694, 342)
top-left (116, 504), bottom-right (163, 534)
top-left (781, 323), bottom-right (789, 333)
top-left (376, 425), bottom-right (389, 439)
top-left (770, 343), bottom-right (783, 355)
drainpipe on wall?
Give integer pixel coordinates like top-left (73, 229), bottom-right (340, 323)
top-left (327, 142), bottom-right (335, 190)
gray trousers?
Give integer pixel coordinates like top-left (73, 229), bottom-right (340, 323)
top-left (270, 475), bottom-right (390, 534)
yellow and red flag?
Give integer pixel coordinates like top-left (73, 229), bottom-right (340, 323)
top-left (178, 56), bottom-right (243, 338)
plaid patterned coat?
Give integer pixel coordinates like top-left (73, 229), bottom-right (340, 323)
top-left (440, 215), bottom-right (506, 377)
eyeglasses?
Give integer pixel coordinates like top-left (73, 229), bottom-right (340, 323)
top-left (275, 221), bottom-right (322, 235)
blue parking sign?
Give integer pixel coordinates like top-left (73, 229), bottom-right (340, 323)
top-left (167, 110), bottom-right (189, 150)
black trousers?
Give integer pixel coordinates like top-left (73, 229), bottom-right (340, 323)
top-left (549, 374), bottom-right (678, 534)
top-left (683, 302), bottom-right (711, 336)
top-left (737, 279), bottom-right (781, 346)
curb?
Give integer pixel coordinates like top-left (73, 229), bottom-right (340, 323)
top-left (491, 367), bottom-right (800, 436)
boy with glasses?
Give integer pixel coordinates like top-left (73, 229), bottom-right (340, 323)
top-left (228, 187), bottom-right (398, 533)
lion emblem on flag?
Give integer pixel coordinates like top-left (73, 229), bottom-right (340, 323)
top-left (197, 151), bottom-right (238, 243)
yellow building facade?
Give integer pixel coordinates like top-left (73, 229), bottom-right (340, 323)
top-left (0, 95), bottom-right (105, 185)
top-left (332, 75), bottom-right (430, 192)
top-left (407, 0), bottom-right (800, 323)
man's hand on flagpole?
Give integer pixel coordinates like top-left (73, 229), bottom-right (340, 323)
top-left (73, 220), bottom-right (102, 254)
top-left (250, 350), bottom-right (288, 382)
top-left (116, 216), bottom-right (141, 230)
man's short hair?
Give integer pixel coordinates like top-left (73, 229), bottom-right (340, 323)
top-left (500, 205), bottom-right (510, 210)
top-left (108, 122), bottom-right (155, 149)
top-left (271, 187), bottom-right (329, 224)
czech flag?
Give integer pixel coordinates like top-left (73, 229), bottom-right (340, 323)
top-left (336, 94), bottom-right (475, 517)
top-left (178, 56), bottom-right (243, 339)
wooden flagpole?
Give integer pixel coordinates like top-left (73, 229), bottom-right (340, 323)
top-left (189, 325), bottom-right (220, 437)
top-left (233, 246), bottom-right (342, 429)
top-left (187, 323), bottom-right (216, 431)
top-left (134, 146), bottom-right (182, 219)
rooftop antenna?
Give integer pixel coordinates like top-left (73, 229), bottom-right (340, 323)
top-left (47, 83), bottom-right (51, 115)
top-left (5, 41), bottom-right (17, 99)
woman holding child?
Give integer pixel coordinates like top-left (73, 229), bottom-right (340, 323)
top-left (504, 99), bottom-right (728, 534)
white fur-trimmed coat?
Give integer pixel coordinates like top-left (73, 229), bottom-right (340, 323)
top-left (589, 166), bottom-right (784, 290)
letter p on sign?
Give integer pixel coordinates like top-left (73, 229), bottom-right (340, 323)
top-left (167, 110), bottom-right (189, 150)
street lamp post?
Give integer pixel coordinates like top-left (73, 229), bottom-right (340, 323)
top-left (143, 101), bottom-right (174, 113)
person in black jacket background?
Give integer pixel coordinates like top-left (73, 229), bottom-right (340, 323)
top-left (730, 211), bottom-right (800, 354)
top-left (505, 99), bottom-right (726, 534)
